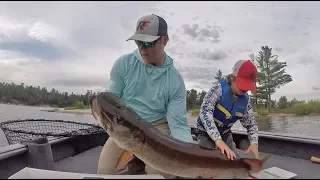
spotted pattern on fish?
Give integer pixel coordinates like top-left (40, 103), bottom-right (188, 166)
top-left (197, 82), bottom-right (259, 146)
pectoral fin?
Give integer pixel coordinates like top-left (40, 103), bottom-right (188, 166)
top-left (116, 151), bottom-right (135, 171)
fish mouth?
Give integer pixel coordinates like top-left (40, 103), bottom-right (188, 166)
top-left (89, 94), bottom-right (115, 131)
top-left (97, 92), bottom-right (125, 111)
top-left (89, 92), bottom-right (141, 133)
top-left (88, 95), bottom-right (99, 121)
top-left (92, 92), bottom-right (143, 146)
top-left (96, 92), bottom-right (141, 129)
top-left (88, 94), bottom-right (95, 108)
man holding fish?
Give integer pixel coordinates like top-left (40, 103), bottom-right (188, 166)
top-left (97, 14), bottom-right (193, 178)
top-left (89, 91), bottom-right (269, 179)
top-left (96, 13), bottom-right (261, 178)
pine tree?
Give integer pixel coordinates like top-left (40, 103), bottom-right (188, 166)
top-left (214, 69), bottom-right (223, 80)
top-left (255, 46), bottom-right (293, 110)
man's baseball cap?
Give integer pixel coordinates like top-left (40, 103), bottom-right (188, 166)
top-left (232, 60), bottom-right (258, 92)
top-left (126, 14), bottom-right (168, 42)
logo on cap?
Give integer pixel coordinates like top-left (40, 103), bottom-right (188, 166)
top-left (137, 21), bottom-right (150, 31)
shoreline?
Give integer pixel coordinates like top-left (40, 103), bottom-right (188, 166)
top-left (40, 108), bottom-right (92, 115)
top-left (40, 108), bottom-right (319, 118)
top-left (261, 112), bottom-right (320, 117)
top-left (265, 113), bottom-right (296, 117)
top-left (41, 108), bottom-right (199, 117)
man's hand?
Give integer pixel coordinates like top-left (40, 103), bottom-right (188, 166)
top-left (215, 139), bottom-right (236, 160)
top-left (245, 144), bottom-right (259, 159)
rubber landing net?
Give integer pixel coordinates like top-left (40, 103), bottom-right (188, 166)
top-left (0, 119), bottom-right (106, 145)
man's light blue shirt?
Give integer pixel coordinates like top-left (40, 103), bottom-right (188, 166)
top-left (106, 49), bottom-right (193, 143)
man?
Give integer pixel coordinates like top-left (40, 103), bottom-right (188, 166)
top-left (97, 14), bottom-right (193, 178)
top-left (196, 60), bottom-right (260, 161)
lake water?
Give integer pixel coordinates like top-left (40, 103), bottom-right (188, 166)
top-left (0, 103), bottom-right (320, 147)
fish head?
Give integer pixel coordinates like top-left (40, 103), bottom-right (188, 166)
top-left (89, 92), bottom-right (145, 149)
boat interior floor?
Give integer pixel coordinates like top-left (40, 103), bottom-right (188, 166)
top-left (54, 146), bottom-right (320, 179)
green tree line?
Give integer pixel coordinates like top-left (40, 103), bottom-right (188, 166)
top-left (0, 82), bottom-right (96, 108)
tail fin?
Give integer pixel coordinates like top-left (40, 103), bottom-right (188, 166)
top-left (243, 155), bottom-right (271, 172)
top-left (261, 154), bottom-right (271, 163)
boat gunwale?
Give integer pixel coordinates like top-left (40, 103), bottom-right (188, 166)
top-left (189, 124), bottom-right (320, 144)
top-left (231, 129), bottom-right (320, 145)
top-left (0, 137), bottom-right (69, 161)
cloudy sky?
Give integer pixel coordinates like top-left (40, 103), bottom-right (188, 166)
top-left (0, 1), bottom-right (319, 101)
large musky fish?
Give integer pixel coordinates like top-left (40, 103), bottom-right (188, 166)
top-left (89, 92), bottom-right (270, 179)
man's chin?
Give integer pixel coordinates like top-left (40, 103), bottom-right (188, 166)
top-left (141, 54), bottom-right (150, 60)
top-left (142, 57), bottom-right (154, 64)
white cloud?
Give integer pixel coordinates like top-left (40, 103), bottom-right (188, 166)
top-left (0, 1), bottom-right (319, 100)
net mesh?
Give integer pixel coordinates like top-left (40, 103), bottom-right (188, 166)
top-left (0, 119), bottom-right (106, 145)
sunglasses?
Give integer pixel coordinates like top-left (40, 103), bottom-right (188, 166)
top-left (135, 37), bottom-right (161, 48)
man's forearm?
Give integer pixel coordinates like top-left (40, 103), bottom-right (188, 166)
top-left (166, 106), bottom-right (193, 143)
top-left (240, 103), bottom-right (259, 146)
top-left (248, 128), bottom-right (259, 146)
top-left (166, 83), bottom-right (193, 143)
top-left (245, 119), bottom-right (259, 146)
top-left (169, 124), bottom-right (194, 143)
